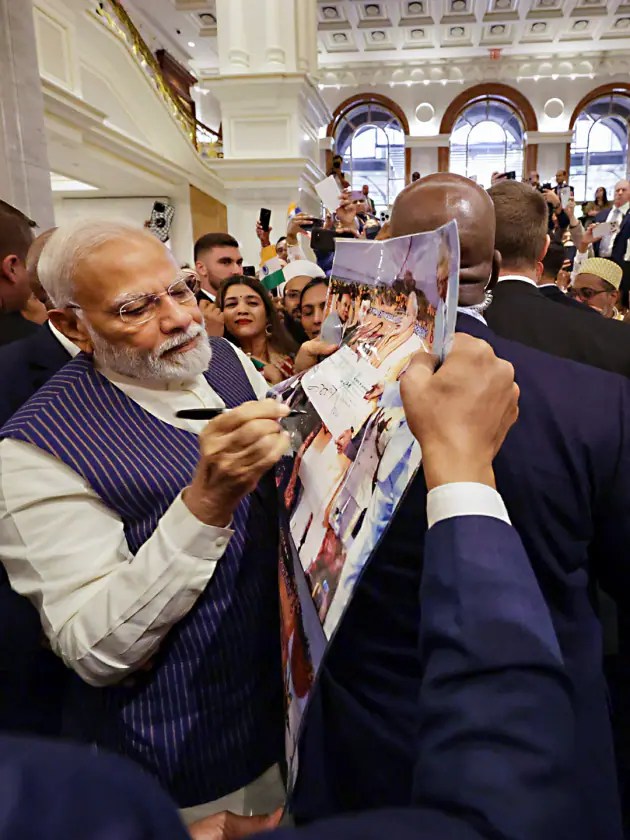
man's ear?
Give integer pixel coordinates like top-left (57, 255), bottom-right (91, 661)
top-left (48, 309), bottom-right (94, 354)
top-left (195, 260), bottom-right (208, 279)
top-left (487, 249), bottom-right (502, 291)
top-left (1, 254), bottom-right (20, 283)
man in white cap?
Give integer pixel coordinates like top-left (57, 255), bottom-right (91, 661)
top-left (570, 257), bottom-right (623, 319)
top-left (279, 260), bottom-right (326, 344)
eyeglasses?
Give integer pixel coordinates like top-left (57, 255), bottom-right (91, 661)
top-left (68, 271), bottom-right (200, 326)
top-left (568, 285), bottom-right (609, 301)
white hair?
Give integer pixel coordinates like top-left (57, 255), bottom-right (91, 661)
top-left (38, 219), bottom-right (163, 307)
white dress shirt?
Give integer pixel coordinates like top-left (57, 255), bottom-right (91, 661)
top-left (498, 273), bottom-right (538, 287)
top-left (0, 345), bottom-right (267, 687)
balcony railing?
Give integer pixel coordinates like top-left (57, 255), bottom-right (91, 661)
top-left (95, 0), bottom-right (223, 158)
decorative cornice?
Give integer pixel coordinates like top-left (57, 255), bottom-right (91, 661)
top-left (316, 51), bottom-right (630, 89)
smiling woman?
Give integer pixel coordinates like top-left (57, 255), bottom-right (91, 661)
top-left (218, 275), bottom-right (298, 385)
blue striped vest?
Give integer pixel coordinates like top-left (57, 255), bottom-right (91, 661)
top-left (1, 338), bottom-right (283, 807)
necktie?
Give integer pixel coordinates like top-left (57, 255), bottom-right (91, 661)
top-left (600, 208), bottom-right (622, 257)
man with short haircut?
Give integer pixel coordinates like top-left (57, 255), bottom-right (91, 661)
top-left (570, 257), bottom-right (623, 319)
top-left (0, 203), bottom-right (38, 346)
top-left (0, 220), bottom-right (287, 818)
top-left (486, 179), bottom-right (630, 377)
top-left (193, 232), bottom-right (243, 301)
top-left (0, 228), bottom-right (74, 739)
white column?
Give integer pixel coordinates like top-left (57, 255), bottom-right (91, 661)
top-left (0, 0), bottom-right (54, 227)
top-left (215, 0), bottom-right (250, 73)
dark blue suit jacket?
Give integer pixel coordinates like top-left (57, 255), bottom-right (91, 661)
top-left (266, 515), bottom-right (576, 840)
top-left (0, 735), bottom-right (188, 839)
top-left (0, 324), bottom-right (71, 736)
top-left (291, 314), bottom-right (626, 840)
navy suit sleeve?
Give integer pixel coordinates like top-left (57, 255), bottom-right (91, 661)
top-left (264, 516), bottom-right (576, 840)
top-left (0, 735), bottom-right (189, 840)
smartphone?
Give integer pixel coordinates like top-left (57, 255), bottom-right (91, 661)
top-left (592, 222), bottom-right (613, 240)
top-left (348, 190), bottom-right (365, 201)
top-left (542, 182), bottom-right (552, 191)
top-left (242, 265), bottom-right (257, 277)
top-left (259, 207), bottom-right (271, 232)
top-left (310, 227), bottom-right (336, 254)
top-left (559, 186), bottom-right (572, 208)
top-left (505, 171), bottom-right (516, 180)
top-left (301, 217), bottom-right (324, 232)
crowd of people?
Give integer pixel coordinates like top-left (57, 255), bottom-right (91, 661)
top-left (0, 163), bottom-right (628, 840)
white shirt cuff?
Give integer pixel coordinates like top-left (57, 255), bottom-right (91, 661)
top-left (427, 482), bottom-right (511, 529)
top-left (159, 492), bottom-right (234, 560)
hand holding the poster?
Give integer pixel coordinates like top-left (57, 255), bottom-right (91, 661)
top-left (400, 334), bottom-right (519, 490)
top-left (294, 338), bottom-right (338, 373)
top-left (189, 808), bottom-right (282, 839)
top-left (184, 399), bottom-right (291, 527)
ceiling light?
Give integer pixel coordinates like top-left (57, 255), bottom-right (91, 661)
top-left (406, 80), bottom-right (412, 86)
top-left (450, 26), bottom-right (465, 36)
top-left (188, 41), bottom-right (195, 47)
top-left (410, 28), bottom-right (425, 38)
top-left (531, 22), bottom-right (546, 33)
top-left (423, 79), bottom-right (430, 85)
top-left (322, 6), bottom-right (339, 19)
top-left (365, 3), bottom-right (381, 16)
top-left (332, 32), bottom-right (348, 43)
top-left (451, 0), bottom-right (467, 10)
top-left (573, 20), bottom-right (589, 31)
top-left (495, 0), bottom-right (511, 8)
top-left (408, 1), bottom-right (423, 13)
top-left (441, 79), bottom-right (447, 85)
top-left (490, 24), bottom-right (505, 34)
top-left (614, 18), bottom-right (630, 29)
top-left (371, 30), bottom-right (386, 41)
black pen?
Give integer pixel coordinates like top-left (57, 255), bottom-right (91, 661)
top-left (175, 407), bottom-right (308, 420)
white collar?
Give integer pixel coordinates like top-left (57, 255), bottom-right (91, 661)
top-left (537, 282), bottom-right (557, 289)
top-left (48, 321), bottom-right (81, 358)
top-left (610, 203), bottom-right (629, 217)
top-left (457, 305), bottom-right (487, 325)
top-left (498, 273), bottom-right (539, 288)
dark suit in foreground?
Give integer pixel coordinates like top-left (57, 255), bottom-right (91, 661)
top-left (486, 278), bottom-right (630, 377)
top-left (0, 323), bottom-right (71, 736)
top-left (266, 514), bottom-right (575, 840)
top-left (0, 735), bottom-right (189, 840)
top-left (291, 314), bottom-right (626, 840)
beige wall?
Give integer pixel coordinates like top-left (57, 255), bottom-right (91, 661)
top-left (190, 184), bottom-right (228, 242)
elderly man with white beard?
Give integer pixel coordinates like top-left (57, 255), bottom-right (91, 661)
top-left (0, 220), bottom-right (290, 821)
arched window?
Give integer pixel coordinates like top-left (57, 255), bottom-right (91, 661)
top-left (569, 88), bottom-right (630, 203)
top-left (439, 84), bottom-right (537, 182)
top-left (450, 98), bottom-right (524, 188)
top-left (328, 95), bottom-right (409, 214)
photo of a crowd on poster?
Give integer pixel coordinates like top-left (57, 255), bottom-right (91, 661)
top-left (273, 221), bottom-right (460, 789)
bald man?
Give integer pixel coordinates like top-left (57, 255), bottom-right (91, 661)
top-left (290, 174), bottom-right (626, 840)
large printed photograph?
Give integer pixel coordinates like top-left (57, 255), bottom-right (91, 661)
top-left (273, 221), bottom-right (460, 789)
